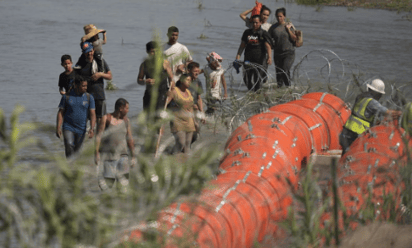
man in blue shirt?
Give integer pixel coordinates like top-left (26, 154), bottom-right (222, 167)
top-left (56, 76), bottom-right (96, 158)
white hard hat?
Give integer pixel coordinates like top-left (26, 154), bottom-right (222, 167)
top-left (367, 79), bottom-right (385, 94)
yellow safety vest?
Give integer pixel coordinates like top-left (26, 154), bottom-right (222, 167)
top-left (344, 98), bottom-right (374, 134)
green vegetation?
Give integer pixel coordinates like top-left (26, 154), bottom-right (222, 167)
top-left (0, 105), bottom-right (219, 247)
top-left (106, 80), bottom-right (118, 90)
top-left (294, 0), bottom-right (412, 12)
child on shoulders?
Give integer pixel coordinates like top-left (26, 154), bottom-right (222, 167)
top-left (203, 52), bottom-right (228, 115)
top-left (75, 24), bottom-right (107, 70)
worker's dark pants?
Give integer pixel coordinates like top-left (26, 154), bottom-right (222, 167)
top-left (339, 127), bottom-right (359, 156)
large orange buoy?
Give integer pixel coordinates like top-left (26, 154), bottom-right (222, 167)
top-left (128, 92), bottom-right (350, 247)
top-left (320, 123), bottom-right (410, 245)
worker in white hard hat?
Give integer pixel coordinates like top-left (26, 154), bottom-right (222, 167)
top-left (339, 79), bottom-right (402, 155)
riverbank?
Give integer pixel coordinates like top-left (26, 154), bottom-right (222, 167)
top-left (296, 0), bottom-right (412, 12)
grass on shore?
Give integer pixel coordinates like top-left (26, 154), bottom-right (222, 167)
top-left (295, 0), bottom-right (412, 12)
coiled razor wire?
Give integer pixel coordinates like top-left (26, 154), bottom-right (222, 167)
top-left (204, 49), bottom-right (412, 133)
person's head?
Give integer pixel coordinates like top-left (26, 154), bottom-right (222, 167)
top-left (187, 62), bottom-right (200, 80)
top-left (275, 8), bottom-right (286, 24)
top-left (178, 74), bottom-right (192, 89)
top-left (81, 42), bottom-right (94, 62)
top-left (74, 76), bottom-right (88, 94)
top-left (61, 54), bottom-right (73, 72)
top-left (251, 15), bottom-right (262, 31)
top-left (167, 26), bottom-right (179, 44)
top-left (260, 5), bottom-right (271, 23)
top-left (367, 79), bottom-right (386, 100)
top-left (146, 41), bottom-right (160, 56)
top-left (206, 52), bottom-right (223, 70)
top-left (114, 98), bottom-right (129, 117)
top-left (82, 24), bottom-right (104, 42)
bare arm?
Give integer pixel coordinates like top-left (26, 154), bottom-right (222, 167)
top-left (94, 115), bottom-right (107, 164)
top-left (88, 109), bottom-right (96, 138)
top-left (137, 63), bottom-right (148, 85)
top-left (102, 32), bottom-right (107, 45)
top-left (265, 42), bottom-right (272, 65)
top-left (59, 87), bottom-right (66, 95)
top-left (286, 24), bottom-right (297, 42)
top-left (56, 109), bottom-right (64, 138)
top-left (91, 70), bottom-right (112, 81)
top-left (221, 74), bottom-right (228, 98)
top-left (385, 110), bottom-right (402, 119)
top-left (125, 117), bottom-right (135, 158)
top-left (240, 7), bottom-right (253, 21)
top-left (236, 42), bottom-right (247, 60)
top-left (198, 96), bottom-right (204, 113)
top-left (166, 89), bottom-right (175, 105)
top-left (164, 60), bottom-right (176, 88)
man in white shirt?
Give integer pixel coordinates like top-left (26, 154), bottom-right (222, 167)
top-left (163, 26), bottom-right (193, 82)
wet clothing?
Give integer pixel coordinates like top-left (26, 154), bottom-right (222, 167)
top-left (99, 116), bottom-right (129, 161)
top-left (98, 115), bottom-right (131, 190)
top-left (94, 99), bottom-right (107, 119)
top-left (63, 130), bottom-right (85, 158)
top-left (188, 77), bottom-right (204, 108)
top-left (339, 92), bottom-right (388, 154)
top-left (99, 155), bottom-right (129, 179)
top-left (58, 90), bottom-right (95, 134)
top-left (204, 66), bottom-right (225, 113)
top-left (273, 52), bottom-right (295, 87)
top-left (75, 58), bottom-right (110, 100)
top-left (241, 28), bottom-right (271, 64)
top-left (241, 27), bottom-right (271, 91)
top-left (268, 23), bottom-right (296, 87)
top-left (58, 70), bottom-right (76, 93)
top-left (204, 66), bottom-right (225, 100)
top-left (172, 131), bottom-right (194, 154)
top-left (243, 59), bottom-right (268, 91)
top-left (140, 57), bottom-right (170, 111)
top-left (163, 42), bottom-right (192, 82)
top-left (169, 88), bottom-right (196, 133)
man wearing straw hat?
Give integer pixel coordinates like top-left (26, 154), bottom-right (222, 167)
top-left (339, 79), bottom-right (401, 155)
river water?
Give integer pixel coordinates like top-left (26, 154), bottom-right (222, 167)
top-left (1, 0), bottom-right (411, 140)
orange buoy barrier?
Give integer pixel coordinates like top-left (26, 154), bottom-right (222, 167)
top-left (128, 92), bottom-right (350, 247)
top-left (334, 125), bottom-right (408, 219)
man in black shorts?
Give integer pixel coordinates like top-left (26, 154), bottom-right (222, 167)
top-left (75, 41), bottom-right (112, 126)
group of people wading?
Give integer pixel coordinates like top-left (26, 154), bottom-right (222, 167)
top-left (54, 2), bottom-right (305, 190)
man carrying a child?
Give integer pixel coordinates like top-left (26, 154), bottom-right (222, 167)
top-left (75, 41), bottom-right (112, 124)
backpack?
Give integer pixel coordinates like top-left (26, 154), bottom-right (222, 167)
top-left (287, 23), bottom-right (303, 48)
top-left (294, 29), bottom-right (303, 47)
